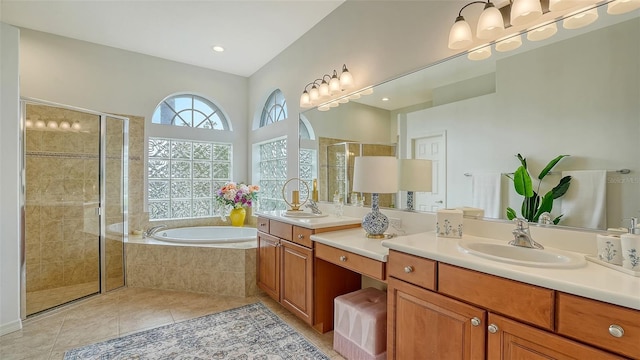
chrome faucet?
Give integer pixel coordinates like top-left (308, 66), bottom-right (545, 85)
top-left (143, 224), bottom-right (167, 238)
top-left (509, 218), bottom-right (544, 249)
top-left (304, 199), bottom-right (322, 215)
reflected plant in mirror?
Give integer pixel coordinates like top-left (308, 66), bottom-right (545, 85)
top-left (506, 154), bottom-right (572, 225)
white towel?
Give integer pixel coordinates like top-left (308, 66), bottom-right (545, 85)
top-left (559, 170), bottom-right (607, 229)
top-left (471, 173), bottom-right (502, 219)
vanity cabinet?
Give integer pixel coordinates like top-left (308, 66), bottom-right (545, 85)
top-left (256, 216), bottom-right (360, 330)
top-left (386, 250), bottom-right (635, 360)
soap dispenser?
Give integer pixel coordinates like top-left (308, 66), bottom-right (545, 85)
top-left (629, 217), bottom-right (640, 234)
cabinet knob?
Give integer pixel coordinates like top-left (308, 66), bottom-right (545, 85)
top-left (259, 223), bottom-right (267, 227)
top-left (488, 324), bottom-right (499, 334)
top-left (404, 266), bottom-right (414, 273)
top-left (298, 234), bottom-right (304, 239)
top-left (339, 255), bottom-right (347, 262)
top-left (471, 317), bottom-right (481, 327)
top-left (609, 324), bottom-right (624, 338)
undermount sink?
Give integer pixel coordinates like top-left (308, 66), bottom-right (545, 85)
top-left (282, 211), bottom-right (328, 218)
top-left (457, 239), bottom-right (587, 268)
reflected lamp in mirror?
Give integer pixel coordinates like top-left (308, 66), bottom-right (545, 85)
top-left (399, 159), bottom-right (433, 211)
top-left (353, 156), bottom-right (398, 239)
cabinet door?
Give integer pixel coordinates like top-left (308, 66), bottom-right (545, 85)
top-left (487, 313), bottom-right (625, 360)
top-left (387, 277), bottom-right (486, 360)
top-left (257, 232), bottom-right (280, 301)
top-left (280, 239), bottom-right (313, 325)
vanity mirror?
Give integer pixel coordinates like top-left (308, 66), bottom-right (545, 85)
top-left (299, 5), bottom-right (639, 231)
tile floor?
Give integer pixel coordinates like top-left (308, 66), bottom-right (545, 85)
top-left (0, 287), bottom-right (345, 360)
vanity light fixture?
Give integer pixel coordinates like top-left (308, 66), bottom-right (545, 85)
top-left (59, 121), bottom-right (71, 130)
top-left (549, 0), bottom-right (578, 12)
top-left (527, 22), bottom-right (558, 41)
top-left (495, 33), bottom-right (523, 52)
top-left (510, 0), bottom-right (543, 26)
top-left (468, 45), bottom-right (492, 60)
top-left (607, 0), bottom-right (640, 14)
top-left (299, 64), bottom-right (355, 109)
top-left (563, 7), bottom-right (599, 29)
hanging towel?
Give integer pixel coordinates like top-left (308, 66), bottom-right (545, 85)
top-left (471, 173), bottom-right (502, 218)
top-left (559, 170), bottom-right (607, 229)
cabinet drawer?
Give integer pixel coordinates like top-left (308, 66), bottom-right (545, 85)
top-left (388, 250), bottom-right (436, 290)
top-left (556, 292), bottom-right (640, 359)
top-left (438, 264), bottom-right (554, 330)
top-left (257, 217), bottom-right (270, 234)
top-left (315, 243), bottom-right (385, 280)
top-left (269, 220), bottom-right (292, 241)
top-left (292, 226), bottom-right (313, 248)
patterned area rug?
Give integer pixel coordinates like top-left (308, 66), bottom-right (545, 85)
top-left (64, 302), bottom-right (329, 359)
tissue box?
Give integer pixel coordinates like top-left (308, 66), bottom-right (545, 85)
top-left (436, 209), bottom-right (463, 238)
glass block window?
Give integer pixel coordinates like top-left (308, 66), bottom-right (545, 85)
top-left (259, 89), bottom-right (287, 127)
top-left (258, 138), bottom-right (287, 211)
top-left (152, 94), bottom-right (230, 130)
top-left (148, 137), bottom-right (232, 220)
top-left (299, 148), bottom-right (317, 200)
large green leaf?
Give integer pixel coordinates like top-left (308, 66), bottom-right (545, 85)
top-left (513, 166), bottom-right (533, 197)
top-left (553, 214), bottom-right (564, 225)
top-left (551, 176), bottom-right (572, 199)
top-left (506, 207), bottom-right (517, 220)
top-left (533, 191), bottom-right (555, 222)
top-left (538, 155), bottom-right (570, 180)
top-left (516, 153), bottom-right (527, 169)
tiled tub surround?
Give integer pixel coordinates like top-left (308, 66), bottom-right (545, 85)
top-left (125, 238), bottom-right (258, 297)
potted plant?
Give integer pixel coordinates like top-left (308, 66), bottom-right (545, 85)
top-left (505, 154), bottom-right (572, 225)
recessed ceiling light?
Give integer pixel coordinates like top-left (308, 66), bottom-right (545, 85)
top-left (381, 97), bottom-right (390, 102)
top-left (212, 46), bottom-right (225, 52)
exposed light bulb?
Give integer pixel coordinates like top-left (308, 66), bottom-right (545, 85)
top-left (448, 16), bottom-right (473, 50)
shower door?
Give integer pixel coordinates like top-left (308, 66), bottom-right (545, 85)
top-left (22, 100), bottom-right (128, 316)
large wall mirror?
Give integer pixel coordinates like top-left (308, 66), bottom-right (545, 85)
top-left (299, 5), bottom-right (639, 231)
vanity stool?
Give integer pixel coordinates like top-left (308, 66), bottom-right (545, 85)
top-left (334, 287), bottom-right (387, 360)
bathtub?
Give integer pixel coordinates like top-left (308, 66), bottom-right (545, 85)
top-left (152, 226), bottom-right (257, 244)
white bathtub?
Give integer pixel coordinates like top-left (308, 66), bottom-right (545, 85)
top-left (152, 226), bottom-right (257, 244)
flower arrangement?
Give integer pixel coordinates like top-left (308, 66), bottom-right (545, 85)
top-left (214, 182), bottom-right (259, 209)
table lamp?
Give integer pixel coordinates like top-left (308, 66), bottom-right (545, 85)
top-left (399, 159), bottom-right (433, 211)
top-left (352, 156), bottom-right (398, 238)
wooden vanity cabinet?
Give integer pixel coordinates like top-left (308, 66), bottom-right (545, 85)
top-left (256, 216), bottom-right (360, 329)
top-left (387, 251), bottom-right (636, 360)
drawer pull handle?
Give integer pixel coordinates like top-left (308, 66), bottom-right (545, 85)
top-left (488, 324), bottom-right (499, 334)
top-left (609, 324), bottom-right (624, 338)
top-left (471, 317), bottom-right (481, 327)
top-left (259, 223), bottom-right (267, 227)
top-left (298, 234), bottom-right (304, 239)
top-left (404, 266), bottom-right (414, 273)
top-left (339, 255), bottom-right (347, 262)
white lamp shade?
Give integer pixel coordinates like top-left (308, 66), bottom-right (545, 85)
top-left (318, 105), bottom-right (330, 112)
top-left (511, 0), bottom-right (542, 26)
top-left (319, 82), bottom-right (330, 98)
top-left (340, 69), bottom-right (354, 90)
top-left (329, 101), bottom-right (339, 108)
top-left (477, 6), bottom-right (505, 39)
top-left (309, 86), bottom-right (320, 101)
top-left (495, 34), bottom-right (523, 52)
top-left (329, 76), bottom-right (341, 93)
top-left (353, 156), bottom-right (398, 194)
top-left (549, 0), bottom-right (577, 11)
top-left (563, 7), bottom-right (598, 29)
top-left (608, 0), bottom-right (640, 14)
top-left (527, 22), bottom-right (558, 41)
top-left (448, 18), bottom-right (473, 49)
top-left (399, 159), bottom-right (432, 192)
top-left (299, 91), bottom-right (311, 107)
top-left (468, 45), bottom-right (492, 60)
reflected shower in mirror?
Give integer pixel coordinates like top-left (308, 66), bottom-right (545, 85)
top-left (299, 6), bottom-right (640, 231)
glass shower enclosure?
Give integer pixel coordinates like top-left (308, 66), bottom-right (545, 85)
top-left (21, 99), bottom-right (128, 317)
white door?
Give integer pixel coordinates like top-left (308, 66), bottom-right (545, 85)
top-left (412, 133), bottom-right (446, 212)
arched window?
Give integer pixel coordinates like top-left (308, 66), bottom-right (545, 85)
top-left (259, 89), bottom-right (287, 127)
top-left (152, 94), bottom-right (230, 130)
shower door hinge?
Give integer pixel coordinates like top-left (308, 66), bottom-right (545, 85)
top-left (95, 207), bottom-right (102, 216)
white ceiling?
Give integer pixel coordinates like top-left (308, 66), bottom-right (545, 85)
top-left (0, 0), bottom-right (344, 77)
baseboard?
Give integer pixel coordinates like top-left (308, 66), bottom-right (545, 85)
top-left (0, 319), bottom-right (22, 336)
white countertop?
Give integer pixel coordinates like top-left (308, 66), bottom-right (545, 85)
top-left (310, 228), bottom-right (389, 262)
top-left (381, 232), bottom-right (640, 311)
top-left (256, 210), bottom-right (362, 230)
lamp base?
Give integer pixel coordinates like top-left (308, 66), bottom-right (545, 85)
top-left (365, 233), bottom-right (387, 239)
top-left (361, 193), bottom-right (389, 238)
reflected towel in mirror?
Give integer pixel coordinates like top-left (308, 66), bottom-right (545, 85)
top-left (471, 173), bottom-right (502, 218)
top-left (560, 170), bottom-right (607, 229)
